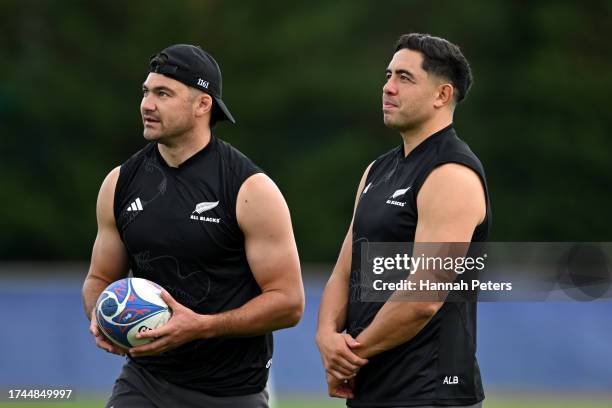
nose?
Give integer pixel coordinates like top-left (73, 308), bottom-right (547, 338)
top-left (383, 77), bottom-right (397, 95)
top-left (141, 93), bottom-right (156, 113)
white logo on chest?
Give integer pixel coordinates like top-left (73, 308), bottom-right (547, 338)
top-left (386, 186), bottom-right (411, 207)
top-left (126, 197), bottom-right (143, 212)
top-left (190, 201), bottom-right (221, 223)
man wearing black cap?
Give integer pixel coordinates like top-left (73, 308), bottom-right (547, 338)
top-left (82, 44), bottom-right (304, 407)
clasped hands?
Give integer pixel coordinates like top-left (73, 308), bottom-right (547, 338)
top-left (316, 332), bottom-right (368, 398)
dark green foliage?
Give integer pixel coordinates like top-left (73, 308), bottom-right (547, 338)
top-left (1, 1), bottom-right (611, 261)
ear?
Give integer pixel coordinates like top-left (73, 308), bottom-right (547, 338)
top-left (434, 83), bottom-right (454, 108)
top-left (193, 93), bottom-right (213, 118)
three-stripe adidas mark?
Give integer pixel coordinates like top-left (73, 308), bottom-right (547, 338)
top-left (126, 197), bottom-right (143, 212)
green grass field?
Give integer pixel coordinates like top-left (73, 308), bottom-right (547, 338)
top-left (1, 396), bottom-right (611, 408)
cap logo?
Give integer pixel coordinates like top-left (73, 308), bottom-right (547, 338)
top-left (197, 78), bottom-right (209, 89)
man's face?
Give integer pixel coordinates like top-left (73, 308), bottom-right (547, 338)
top-left (382, 49), bottom-right (442, 131)
top-left (140, 73), bottom-right (198, 142)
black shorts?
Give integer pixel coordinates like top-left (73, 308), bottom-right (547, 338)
top-left (106, 361), bottom-right (269, 408)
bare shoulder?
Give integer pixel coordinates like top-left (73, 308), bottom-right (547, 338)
top-left (360, 161), bottom-right (375, 188)
top-left (355, 161), bottom-right (376, 199)
top-left (417, 163), bottom-right (486, 226)
top-left (238, 172), bottom-right (277, 192)
top-left (100, 166), bottom-right (121, 191)
top-left (421, 162), bottom-right (484, 193)
top-left (236, 173), bottom-right (288, 231)
top-left (236, 173), bottom-right (282, 206)
top-left (97, 166), bottom-right (122, 225)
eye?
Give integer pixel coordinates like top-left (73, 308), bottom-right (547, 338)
top-left (385, 72), bottom-right (391, 80)
top-left (401, 74), bottom-right (415, 83)
top-left (142, 89), bottom-right (149, 96)
top-left (158, 91), bottom-right (170, 97)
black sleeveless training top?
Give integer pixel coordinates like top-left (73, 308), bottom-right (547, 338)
top-left (347, 124), bottom-right (490, 407)
top-left (113, 135), bottom-right (271, 396)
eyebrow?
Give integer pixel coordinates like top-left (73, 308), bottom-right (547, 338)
top-left (386, 68), bottom-right (416, 80)
top-left (142, 84), bottom-right (175, 94)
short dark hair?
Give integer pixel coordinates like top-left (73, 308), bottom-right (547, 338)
top-left (395, 33), bottom-right (473, 103)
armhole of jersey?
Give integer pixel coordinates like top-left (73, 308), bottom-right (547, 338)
top-left (113, 164), bottom-right (126, 226)
top-left (363, 160), bottom-right (380, 185)
top-left (236, 167), bottom-right (265, 185)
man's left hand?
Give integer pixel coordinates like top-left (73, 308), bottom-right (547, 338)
top-left (326, 373), bottom-right (355, 399)
top-left (129, 290), bottom-right (211, 357)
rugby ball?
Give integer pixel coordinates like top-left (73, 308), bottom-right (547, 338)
top-left (95, 277), bottom-right (171, 349)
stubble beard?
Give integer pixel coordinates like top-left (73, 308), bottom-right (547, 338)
top-left (147, 121), bottom-right (196, 146)
top-left (384, 112), bottom-right (412, 132)
top-left (143, 127), bottom-right (161, 141)
top-left (384, 106), bottom-right (432, 133)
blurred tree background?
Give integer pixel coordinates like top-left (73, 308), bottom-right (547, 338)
top-left (1, 0), bottom-right (611, 262)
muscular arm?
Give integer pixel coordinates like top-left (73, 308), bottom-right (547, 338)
top-left (128, 173), bottom-right (304, 356)
top-left (82, 167), bottom-right (130, 355)
top-left (317, 163), bottom-right (373, 335)
top-left (201, 173), bottom-right (304, 337)
top-left (316, 163), bottom-right (373, 381)
top-left (353, 163), bottom-right (486, 359)
top-left (82, 166), bottom-right (130, 318)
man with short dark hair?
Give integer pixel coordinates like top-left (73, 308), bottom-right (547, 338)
top-left (82, 44), bottom-right (304, 408)
top-left (316, 33), bottom-right (490, 407)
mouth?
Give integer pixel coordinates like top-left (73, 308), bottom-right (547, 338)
top-left (382, 100), bottom-right (398, 110)
top-left (143, 116), bottom-right (160, 126)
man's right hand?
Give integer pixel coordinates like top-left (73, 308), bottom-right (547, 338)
top-left (90, 310), bottom-right (126, 356)
top-left (316, 331), bottom-right (368, 380)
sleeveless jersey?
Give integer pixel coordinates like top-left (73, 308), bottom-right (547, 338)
top-left (113, 135), bottom-right (271, 396)
top-left (347, 125), bottom-right (490, 406)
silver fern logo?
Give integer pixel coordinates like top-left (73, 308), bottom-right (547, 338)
top-left (391, 187), bottom-right (411, 199)
top-left (386, 187), bottom-right (411, 207)
top-left (190, 201), bottom-right (221, 223)
top-left (194, 201), bottom-right (219, 214)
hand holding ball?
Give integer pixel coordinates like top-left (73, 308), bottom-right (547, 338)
top-left (95, 278), bottom-right (171, 349)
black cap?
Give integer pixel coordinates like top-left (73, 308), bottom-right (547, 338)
top-left (149, 44), bottom-right (235, 124)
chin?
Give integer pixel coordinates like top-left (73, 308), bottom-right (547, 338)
top-left (384, 114), bottom-right (418, 131)
top-left (383, 117), bottom-right (402, 130)
top-left (143, 130), bottom-right (162, 141)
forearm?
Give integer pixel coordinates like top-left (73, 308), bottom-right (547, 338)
top-left (354, 302), bottom-right (437, 359)
top-left (202, 289), bottom-right (302, 338)
top-left (317, 273), bottom-right (349, 336)
top-left (82, 275), bottom-right (115, 318)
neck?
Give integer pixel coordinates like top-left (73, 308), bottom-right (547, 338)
top-left (157, 127), bottom-right (212, 167)
top-left (399, 113), bottom-right (453, 157)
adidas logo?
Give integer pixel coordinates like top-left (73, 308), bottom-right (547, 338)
top-left (126, 197), bottom-right (143, 212)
